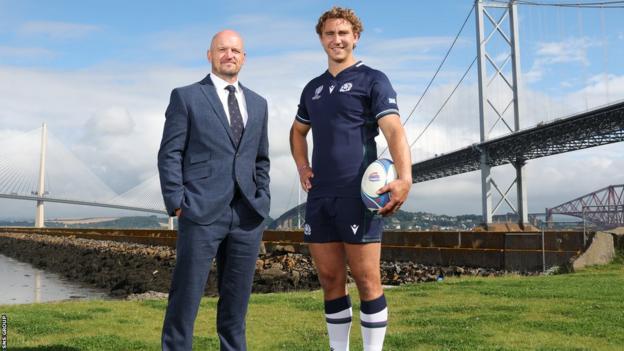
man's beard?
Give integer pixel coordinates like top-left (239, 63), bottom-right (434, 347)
top-left (214, 62), bottom-right (240, 78)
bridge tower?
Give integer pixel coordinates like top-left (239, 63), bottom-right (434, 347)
top-left (475, 0), bottom-right (527, 228)
top-left (34, 123), bottom-right (48, 228)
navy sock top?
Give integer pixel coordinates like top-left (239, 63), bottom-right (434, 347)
top-left (360, 294), bottom-right (387, 315)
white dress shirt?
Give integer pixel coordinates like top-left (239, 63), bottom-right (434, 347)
top-left (210, 73), bottom-right (249, 127)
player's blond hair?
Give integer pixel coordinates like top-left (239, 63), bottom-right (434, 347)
top-left (315, 6), bottom-right (364, 37)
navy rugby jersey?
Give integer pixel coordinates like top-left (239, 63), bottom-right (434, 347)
top-left (296, 61), bottom-right (399, 198)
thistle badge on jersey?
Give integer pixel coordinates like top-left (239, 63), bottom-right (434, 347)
top-left (340, 82), bottom-right (352, 92)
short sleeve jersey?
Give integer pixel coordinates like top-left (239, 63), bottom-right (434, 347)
top-left (296, 61), bottom-right (400, 198)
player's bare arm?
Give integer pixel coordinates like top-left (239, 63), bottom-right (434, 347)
top-left (290, 120), bottom-right (314, 191)
top-left (377, 114), bottom-right (412, 216)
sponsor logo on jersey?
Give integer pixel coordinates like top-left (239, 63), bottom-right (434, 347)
top-left (368, 172), bottom-right (380, 182)
top-left (340, 82), bottom-right (353, 92)
top-left (350, 224), bottom-right (359, 234)
top-left (312, 85), bottom-right (323, 100)
top-left (304, 223), bottom-right (312, 236)
top-left (329, 84), bottom-right (335, 94)
top-left (389, 97), bottom-right (396, 104)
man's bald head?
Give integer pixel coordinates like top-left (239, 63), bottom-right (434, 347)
top-left (207, 30), bottom-right (246, 83)
top-left (210, 30), bottom-right (244, 51)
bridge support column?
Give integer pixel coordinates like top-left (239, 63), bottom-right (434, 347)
top-left (480, 154), bottom-right (492, 225)
top-left (35, 123), bottom-right (48, 228)
top-left (475, 0), bottom-right (525, 229)
top-left (514, 158), bottom-right (528, 228)
top-left (168, 216), bottom-right (174, 230)
top-left (545, 207), bottom-right (552, 228)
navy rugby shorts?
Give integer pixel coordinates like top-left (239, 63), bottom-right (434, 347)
top-left (303, 197), bottom-right (384, 244)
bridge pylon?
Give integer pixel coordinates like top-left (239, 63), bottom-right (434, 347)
top-left (34, 123), bottom-right (48, 228)
top-left (475, 0), bottom-right (528, 229)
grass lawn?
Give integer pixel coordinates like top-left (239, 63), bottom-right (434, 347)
top-left (2, 258), bottom-right (623, 350)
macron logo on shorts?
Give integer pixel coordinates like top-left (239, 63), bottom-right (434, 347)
top-left (350, 224), bottom-right (359, 235)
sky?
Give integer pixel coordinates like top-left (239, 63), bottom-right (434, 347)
top-left (0, 0), bottom-right (623, 220)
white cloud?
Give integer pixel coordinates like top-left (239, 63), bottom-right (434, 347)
top-left (17, 21), bottom-right (100, 40)
top-left (536, 37), bottom-right (594, 65)
top-left (365, 36), bottom-right (461, 53)
top-left (0, 45), bottom-right (56, 59)
top-left (525, 37), bottom-right (598, 84)
top-left (228, 14), bottom-right (316, 49)
top-left (399, 71), bottom-right (624, 217)
top-left (148, 25), bottom-right (216, 62)
top-left (1, 18), bottom-right (623, 221)
top-left (85, 106), bottom-right (135, 137)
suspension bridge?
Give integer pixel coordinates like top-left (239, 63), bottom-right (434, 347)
top-left (1, 0), bottom-right (623, 229)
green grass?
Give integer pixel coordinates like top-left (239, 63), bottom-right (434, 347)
top-left (2, 260), bottom-right (623, 350)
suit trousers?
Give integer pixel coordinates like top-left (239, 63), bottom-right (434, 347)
top-left (161, 192), bottom-right (263, 351)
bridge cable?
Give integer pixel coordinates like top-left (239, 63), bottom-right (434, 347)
top-left (493, 0), bottom-right (624, 8)
top-left (577, 6), bottom-right (589, 110)
top-left (599, 5), bottom-right (610, 103)
top-left (408, 56), bottom-right (478, 152)
top-left (379, 3), bottom-right (475, 157)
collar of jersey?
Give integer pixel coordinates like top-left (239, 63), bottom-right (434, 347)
top-left (325, 60), bottom-right (363, 79)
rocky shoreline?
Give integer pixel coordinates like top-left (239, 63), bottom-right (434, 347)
top-left (0, 232), bottom-right (528, 298)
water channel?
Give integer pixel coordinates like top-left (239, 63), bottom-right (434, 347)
top-left (0, 254), bottom-right (109, 305)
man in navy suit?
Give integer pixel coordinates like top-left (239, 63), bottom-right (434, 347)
top-left (158, 29), bottom-right (270, 351)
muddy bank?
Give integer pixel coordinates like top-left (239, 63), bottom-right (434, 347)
top-left (0, 233), bottom-right (515, 298)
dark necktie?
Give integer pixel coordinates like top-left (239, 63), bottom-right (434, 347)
top-left (225, 85), bottom-right (244, 146)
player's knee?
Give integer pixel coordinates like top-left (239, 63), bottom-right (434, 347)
top-left (352, 275), bottom-right (381, 296)
top-left (317, 269), bottom-right (346, 288)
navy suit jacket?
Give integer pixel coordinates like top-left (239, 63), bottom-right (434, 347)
top-left (158, 74), bottom-right (270, 225)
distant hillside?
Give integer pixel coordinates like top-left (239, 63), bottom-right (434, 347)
top-left (49, 216), bottom-right (169, 229)
top-left (269, 204), bottom-right (483, 231)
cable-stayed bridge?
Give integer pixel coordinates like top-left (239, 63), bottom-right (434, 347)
top-left (1, 0), bottom-right (623, 229)
top-left (0, 125), bottom-right (167, 227)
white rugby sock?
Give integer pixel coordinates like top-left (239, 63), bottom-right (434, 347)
top-left (360, 294), bottom-right (388, 351)
top-left (324, 295), bottom-right (352, 351)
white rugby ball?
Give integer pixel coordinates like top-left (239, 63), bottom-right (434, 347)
top-left (361, 158), bottom-right (396, 212)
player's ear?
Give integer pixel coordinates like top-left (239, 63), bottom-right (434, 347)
top-left (207, 49), bottom-right (212, 63)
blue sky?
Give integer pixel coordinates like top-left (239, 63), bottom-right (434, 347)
top-left (0, 1), bottom-right (473, 68)
top-left (0, 0), bottom-right (623, 219)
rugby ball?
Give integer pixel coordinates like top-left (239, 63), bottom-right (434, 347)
top-left (361, 158), bottom-right (397, 212)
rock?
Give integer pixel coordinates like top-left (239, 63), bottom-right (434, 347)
top-left (291, 270), bottom-right (301, 285)
top-left (258, 242), bottom-right (267, 255)
top-left (0, 232), bottom-right (524, 299)
top-left (261, 267), bottom-right (287, 279)
top-left (126, 291), bottom-right (168, 301)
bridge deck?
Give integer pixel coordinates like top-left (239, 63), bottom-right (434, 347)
top-left (413, 100), bottom-right (624, 182)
